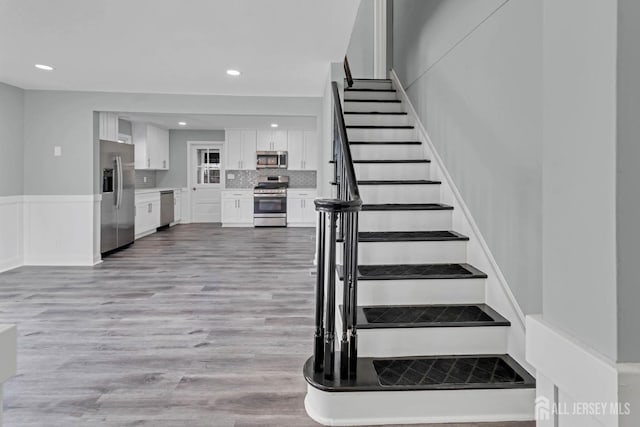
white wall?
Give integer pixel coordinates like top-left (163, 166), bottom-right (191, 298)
top-left (0, 82), bottom-right (24, 197)
top-left (0, 83), bottom-right (25, 271)
top-left (542, 0), bottom-right (618, 361)
top-left (616, 0), bottom-right (640, 363)
top-left (392, 0), bottom-right (542, 315)
top-left (347, 0), bottom-right (375, 79)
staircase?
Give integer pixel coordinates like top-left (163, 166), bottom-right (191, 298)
top-left (303, 78), bottom-right (535, 426)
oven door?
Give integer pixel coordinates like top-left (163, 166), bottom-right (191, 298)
top-left (254, 194), bottom-right (286, 215)
top-left (254, 194), bottom-right (287, 227)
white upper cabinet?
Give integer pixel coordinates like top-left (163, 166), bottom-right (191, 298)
top-left (287, 130), bottom-right (318, 170)
top-left (99, 112), bottom-right (119, 142)
top-left (132, 123), bottom-right (170, 170)
top-left (225, 130), bottom-right (256, 170)
top-left (257, 130), bottom-right (287, 151)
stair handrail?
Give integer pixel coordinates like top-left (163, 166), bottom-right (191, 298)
top-left (344, 56), bottom-right (354, 88)
top-left (312, 81), bottom-right (361, 380)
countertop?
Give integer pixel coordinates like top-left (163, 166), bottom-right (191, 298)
top-left (135, 187), bottom-right (187, 195)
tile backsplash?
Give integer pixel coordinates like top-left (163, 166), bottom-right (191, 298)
top-left (135, 170), bottom-right (157, 189)
top-left (225, 170), bottom-right (316, 189)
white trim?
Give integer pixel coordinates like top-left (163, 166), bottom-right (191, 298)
top-left (526, 315), bottom-right (640, 427)
top-left (390, 69), bottom-right (529, 370)
top-left (373, 0), bottom-right (388, 79)
top-left (0, 196), bottom-right (24, 273)
top-left (23, 195), bottom-right (99, 266)
top-left (305, 384), bottom-right (534, 426)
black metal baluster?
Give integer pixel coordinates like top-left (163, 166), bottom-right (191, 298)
top-left (340, 210), bottom-right (352, 379)
top-left (313, 211), bottom-right (326, 373)
top-left (349, 212), bottom-right (359, 375)
top-left (324, 212), bottom-right (338, 380)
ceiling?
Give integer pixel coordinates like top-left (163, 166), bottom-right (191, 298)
top-left (122, 113), bottom-right (316, 131)
top-left (0, 0), bottom-right (360, 96)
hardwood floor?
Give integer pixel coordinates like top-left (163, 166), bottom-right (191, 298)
top-left (0, 225), bottom-right (533, 427)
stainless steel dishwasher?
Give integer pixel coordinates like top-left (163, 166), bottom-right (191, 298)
top-left (160, 190), bottom-right (175, 227)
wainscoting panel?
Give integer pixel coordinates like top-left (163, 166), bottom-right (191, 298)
top-left (0, 196), bottom-right (23, 273)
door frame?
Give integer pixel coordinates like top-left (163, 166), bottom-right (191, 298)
top-left (186, 140), bottom-right (225, 223)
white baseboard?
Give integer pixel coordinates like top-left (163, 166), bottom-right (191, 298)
top-left (0, 196), bottom-right (24, 273)
top-left (23, 195), bottom-right (98, 266)
top-left (527, 315), bottom-right (640, 427)
top-left (390, 69), bottom-right (530, 370)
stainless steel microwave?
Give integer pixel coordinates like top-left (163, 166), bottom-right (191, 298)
top-left (256, 151), bottom-right (288, 169)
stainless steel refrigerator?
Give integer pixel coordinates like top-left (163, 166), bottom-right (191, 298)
top-left (100, 140), bottom-right (135, 254)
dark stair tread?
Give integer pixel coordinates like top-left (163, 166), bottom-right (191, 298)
top-left (347, 125), bottom-right (414, 129)
top-left (344, 112), bottom-right (408, 115)
top-left (339, 263), bottom-right (488, 280)
top-left (358, 230), bottom-right (468, 242)
top-left (348, 78), bottom-right (392, 82)
top-left (349, 141), bottom-right (421, 145)
top-left (344, 99), bottom-right (402, 103)
top-left (361, 203), bottom-right (453, 211)
top-left (345, 88), bottom-right (396, 92)
top-left (355, 304), bottom-right (510, 329)
top-left (304, 354), bottom-right (535, 392)
top-left (353, 159), bottom-right (430, 164)
top-left (358, 180), bottom-right (441, 185)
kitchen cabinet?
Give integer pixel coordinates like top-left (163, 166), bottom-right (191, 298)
top-left (173, 189), bottom-right (182, 224)
top-left (287, 189), bottom-right (317, 227)
top-left (287, 130), bottom-right (318, 170)
top-left (225, 130), bottom-right (257, 170)
top-left (135, 192), bottom-right (161, 238)
top-left (221, 190), bottom-right (253, 226)
top-left (99, 112), bottom-right (119, 142)
top-left (257, 130), bottom-right (287, 151)
top-left (133, 123), bottom-right (170, 170)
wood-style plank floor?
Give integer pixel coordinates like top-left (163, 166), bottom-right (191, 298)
top-left (0, 225), bottom-right (533, 427)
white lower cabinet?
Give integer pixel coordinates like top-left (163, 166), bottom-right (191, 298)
top-left (287, 189), bottom-right (317, 227)
top-left (221, 190), bottom-right (253, 227)
top-left (135, 192), bottom-right (161, 239)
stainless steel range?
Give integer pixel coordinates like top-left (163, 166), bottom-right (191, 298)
top-left (254, 176), bottom-right (289, 227)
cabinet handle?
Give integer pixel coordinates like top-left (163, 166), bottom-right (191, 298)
top-left (163, 160), bottom-right (166, 168)
top-left (148, 203), bottom-right (152, 213)
top-left (147, 158), bottom-right (150, 168)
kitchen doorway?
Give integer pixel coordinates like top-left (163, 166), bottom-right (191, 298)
top-left (188, 141), bottom-right (224, 223)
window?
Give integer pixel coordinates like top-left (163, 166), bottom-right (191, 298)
top-left (196, 148), bottom-right (221, 184)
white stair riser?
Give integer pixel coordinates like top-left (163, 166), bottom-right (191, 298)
top-left (341, 278), bottom-right (486, 306)
top-left (344, 101), bottom-right (404, 113)
top-left (305, 385), bottom-right (535, 426)
top-left (347, 128), bottom-right (416, 142)
top-left (358, 241), bottom-right (467, 264)
top-left (349, 80), bottom-right (393, 90)
top-left (355, 163), bottom-right (430, 180)
top-left (359, 185), bottom-right (441, 204)
top-left (350, 144), bottom-right (424, 160)
top-left (344, 91), bottom-right (398, 101)
top-left (345, 114), bottom-right (410, 126)
top-left (357, 326), bottom-right (508, 357)
top-left (359, 210), bottom-right (453, 232)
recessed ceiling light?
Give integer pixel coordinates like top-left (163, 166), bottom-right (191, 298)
top-left (178, 121), bottom-right (187, 126)
top-left (270, 123), bottom-right (279, 128)
top-left (35, 64), bottom-right (54, 71)
top-left (226, 69), bottom-right (241, 76)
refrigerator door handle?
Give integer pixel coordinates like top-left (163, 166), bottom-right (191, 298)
top-left (116, 156), bottom-right (123, 209)
top-left (113, 158), bottom-right (119, 206)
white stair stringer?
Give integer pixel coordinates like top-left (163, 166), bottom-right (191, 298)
top-left (305, 385), bottom-right (535, 426)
